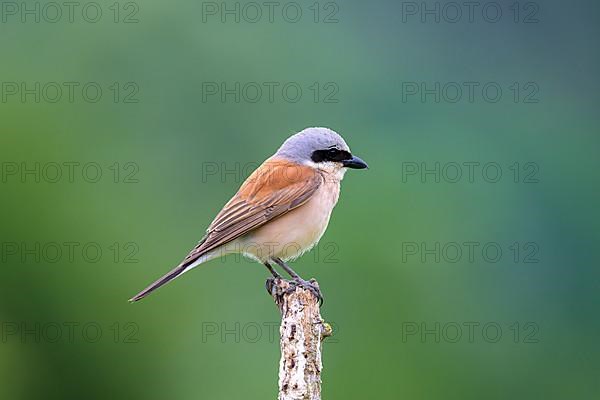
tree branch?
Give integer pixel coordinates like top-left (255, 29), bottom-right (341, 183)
top-left (269, 278), bottom-right (332, 400)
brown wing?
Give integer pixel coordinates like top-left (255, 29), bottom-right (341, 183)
top-left (181, 158), bottom-right (322, 266)
top-left (130, 158), bottom-right (322, 302)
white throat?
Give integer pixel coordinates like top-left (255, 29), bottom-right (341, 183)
top-left (303, 160), bottom-right (347, 182)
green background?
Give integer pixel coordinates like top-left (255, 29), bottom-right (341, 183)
top-left (1, 0), bottom-right (599, 399)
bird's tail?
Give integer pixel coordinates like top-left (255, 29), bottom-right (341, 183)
top-left (130, 236), bottom-right (216, 302)
top-left (129, 262), bottom-right (192, 302)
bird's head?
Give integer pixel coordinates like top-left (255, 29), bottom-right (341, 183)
top-left (275, 127), bottom-right (368, 174)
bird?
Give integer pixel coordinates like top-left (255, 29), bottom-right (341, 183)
top-left (129, 127), bottom-right (368, 303)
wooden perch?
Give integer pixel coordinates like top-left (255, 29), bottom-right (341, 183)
top-left (269, 278), bottom-right (332, 400)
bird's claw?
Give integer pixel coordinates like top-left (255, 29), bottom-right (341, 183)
top-left (265, 276), bottom-right (324, 307)
top-left (290, 278), bottom-right (324, 307)
top-left (265, 276), bottom-right (277, 295)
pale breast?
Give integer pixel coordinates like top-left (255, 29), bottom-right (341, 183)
top-left (240, 177), bottom-right (341, 262)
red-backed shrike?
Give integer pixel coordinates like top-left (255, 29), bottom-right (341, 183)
top-left (130, 127), bottom-right (367, 303)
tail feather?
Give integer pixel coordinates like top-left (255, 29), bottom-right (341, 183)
top-left (129, 263), bottom-right (190, 302)
top-left (130, 237), bottom-right (213, 302)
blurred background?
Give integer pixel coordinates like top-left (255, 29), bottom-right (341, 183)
top-left (1, 0), bottom-right (599, 398)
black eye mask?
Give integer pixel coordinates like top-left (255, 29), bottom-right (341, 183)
top-left (310, 148), bottom-right (352, 163)
top-left (311, 148), bottom-right (352, 163)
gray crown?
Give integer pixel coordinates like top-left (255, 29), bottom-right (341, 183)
top-left (275, 127), bottom-right (350, 163)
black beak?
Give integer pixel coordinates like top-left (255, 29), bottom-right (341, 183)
top-left (342, 155), bottom-right (369, 169)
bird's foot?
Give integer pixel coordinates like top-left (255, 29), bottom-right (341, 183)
top-left (266, 277), bottom-right (324, 307)
top-left (264, 261), bottom-right (283, 296)
top-left (265, 276), bottom-right (278, 295)
top-left (289, 277), bottom-right (324, 307)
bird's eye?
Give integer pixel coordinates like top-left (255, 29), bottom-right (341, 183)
top-left (311, 148), bottom-right (352, 163)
